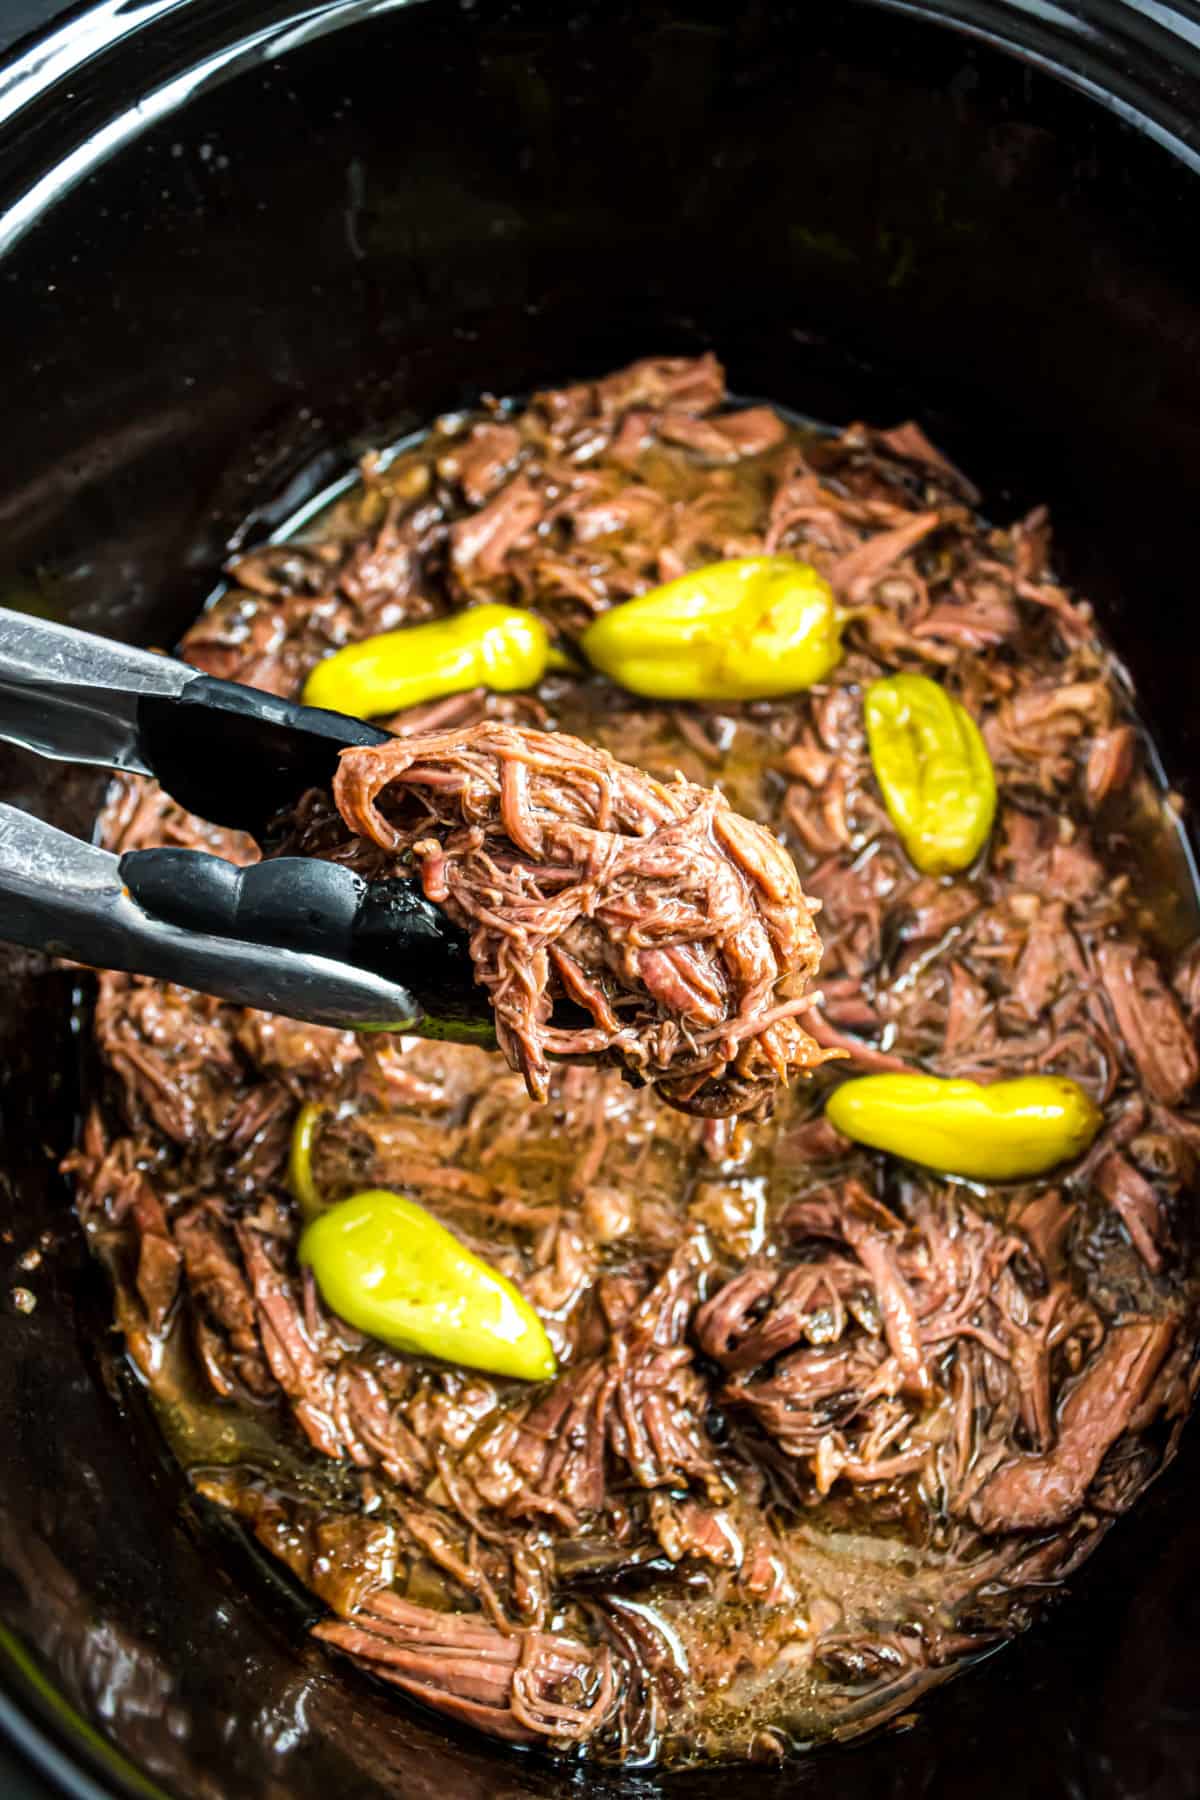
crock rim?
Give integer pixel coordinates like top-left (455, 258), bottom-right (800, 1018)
top-left (1, 0), bottom-right (1200, 259)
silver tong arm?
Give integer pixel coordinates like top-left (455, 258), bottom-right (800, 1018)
top-left (0, 804), bottom-right (421, 1031)
top-left (0, 608), bottom-right (194, 774)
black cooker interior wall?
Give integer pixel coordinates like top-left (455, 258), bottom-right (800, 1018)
top-left (0, 3), bottom-right (1198, 1796)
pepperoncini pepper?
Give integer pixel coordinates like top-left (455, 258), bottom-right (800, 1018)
top-left (288, 1102), bottom-right (327, 1221)
top-left (579, 556), bottom-right (843, 701)
top-left (826, 1072), bottom-right (1102, 1180)
top-left (302, 603), bottom-right (555, 719)
top-left (300, 1189), bottom-right (557, 1381)
top-left (864, 672), bottom-right (996, 874)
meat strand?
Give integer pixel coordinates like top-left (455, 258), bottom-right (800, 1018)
top-left (326, 723), bottom-right (831, 1116)
top-left (969, 1318), bottom-right (1176, 1532)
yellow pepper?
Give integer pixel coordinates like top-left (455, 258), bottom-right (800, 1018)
top-left (864, 672), bottom-right (996, 874)
top-left (288, 1102), bottom-right (327, 1221)
top-left (579, 556), bottom-right (843, 701)
top-left (300, 1189), bottom-right (557, 1381)
top-left (302, 603), bottom-right (553, 719)
top-left (826, 1072), bottom-right (1102, 1180)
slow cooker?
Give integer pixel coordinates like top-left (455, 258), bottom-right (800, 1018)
top-left (2, 1), bottom-right (1200, 1794)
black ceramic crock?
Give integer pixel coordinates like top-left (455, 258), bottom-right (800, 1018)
top-left (3, 2), bottom-right (1200, 1795)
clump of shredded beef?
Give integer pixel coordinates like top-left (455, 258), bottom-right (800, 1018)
top-left (66, 354), bottom-right (1200, 1767)
top-left (316, 723), bottom-right (828, 1114)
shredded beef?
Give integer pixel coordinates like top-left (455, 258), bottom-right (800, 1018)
top-left (969, 1318), bottom-right (1177, 1532)
top-left (1097, 940), bottom-right (1199, 1105)
top-left (317, 723), bottom-right (829, 1114)
top-left (315, 1592), bottom-right (618, 1745)
top-left (65, 353), bottom-right (1200, 1768)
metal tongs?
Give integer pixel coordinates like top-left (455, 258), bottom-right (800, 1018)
top-left (0, 608), bottom-right (490, 1040)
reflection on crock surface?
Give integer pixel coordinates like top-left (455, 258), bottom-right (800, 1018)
top-left (61, 355), bottom-right (1200, 1768)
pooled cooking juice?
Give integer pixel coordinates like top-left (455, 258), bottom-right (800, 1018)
top-left (68, 355), bottom-right (1200, 1766)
